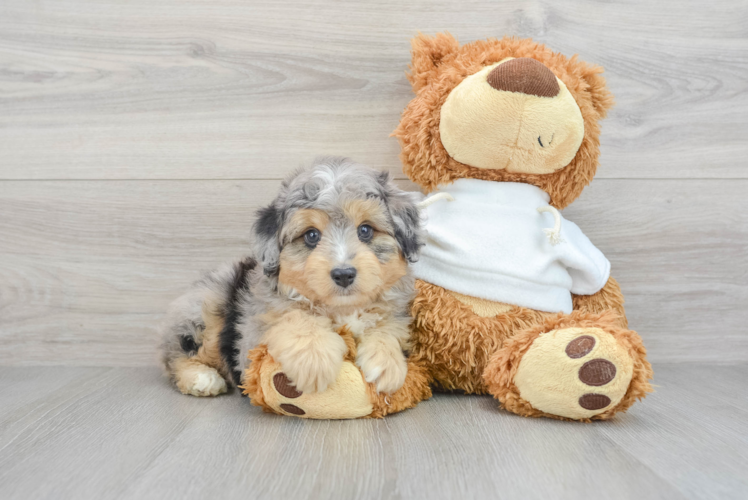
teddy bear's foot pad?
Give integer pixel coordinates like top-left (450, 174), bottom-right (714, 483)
top-left (514, 328), bottom-right (633, 419)
top-left (271, 373), bottom-right (305, 415)
top-left (260, 361), bottom-right (374, 419)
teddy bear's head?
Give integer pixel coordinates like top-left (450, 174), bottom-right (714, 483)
top-left (393, 33), bottom-right (614, 209)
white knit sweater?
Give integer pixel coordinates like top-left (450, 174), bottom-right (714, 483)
top-left (412, 179), bottom-right (610, 314)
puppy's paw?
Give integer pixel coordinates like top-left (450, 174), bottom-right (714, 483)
top-left (272, 333), bottom-right (347, 394)
top-left (356, 342), bottom-right (408, 394)
top-left (176, 364), bottom-right (227, 397)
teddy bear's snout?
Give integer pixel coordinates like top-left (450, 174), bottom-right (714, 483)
top-left (438, 55), bottom-right (584, 174)
top-left (487, 58), bottom-right (560, 98)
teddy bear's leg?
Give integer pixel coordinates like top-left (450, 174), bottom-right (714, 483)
top-left (241, 331), bottom-right (432, 419)
top-left (483, 310), bottom-right (652, 421)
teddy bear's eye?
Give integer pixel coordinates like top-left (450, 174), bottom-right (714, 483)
top-left (357, 224), bottom-right (374, 243)
top-left (303, 228), bottom-right (321, 248)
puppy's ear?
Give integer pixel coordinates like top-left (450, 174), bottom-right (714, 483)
top-left (251, 203), bottom-right (282, 277)
top-left (377, 172), bottom-right (423, 263)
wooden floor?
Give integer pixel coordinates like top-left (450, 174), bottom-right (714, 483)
top-left (1, 364), bottom-right (746, 500)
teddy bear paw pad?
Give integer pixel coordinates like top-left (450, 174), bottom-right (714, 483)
top-left (513, 327), bottom-right (634, 419)
top-left (259, 361), bottom-right (374, 419)
top-left (273, 373), bottom-right (303, 398)
top-left (271, 373), bottom-right (305, 415)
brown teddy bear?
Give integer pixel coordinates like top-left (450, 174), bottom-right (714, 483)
top-left (244, 33), bottom-right (653, 421)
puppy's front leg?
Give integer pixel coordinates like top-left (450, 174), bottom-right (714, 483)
top-left (263, 309), bottom-right (347, 393)
top-left (354, 316), bottom-right (409, 394)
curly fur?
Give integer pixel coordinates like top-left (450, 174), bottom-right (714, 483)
top-left (393, 33), bottom-right (615, 209)
top-left (159, 156), bottom-right (424, 398)
top-left (410, 280), bottom-right (554, 393)
top-left (396, 33), bottom-right (651, 422)
top-left (483, 310), bottom-right (653, 422)
top-left (242, 328), bottom-right (433, 418)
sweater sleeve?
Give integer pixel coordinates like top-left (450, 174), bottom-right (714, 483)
top-left (556, 218), bottom-right (611, 296)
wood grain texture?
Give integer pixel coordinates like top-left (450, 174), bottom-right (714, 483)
top-left (0, 178), bottom-right (745, 365)
top-left (1, 1), bottom-right (746, 364)
top-left (1, 0), bottom-right (747, 180)
top-left (0, 364), bottom-right (746, 500)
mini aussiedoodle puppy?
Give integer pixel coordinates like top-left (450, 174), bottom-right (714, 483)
top-left (159, 157), bottom-right (423, 399)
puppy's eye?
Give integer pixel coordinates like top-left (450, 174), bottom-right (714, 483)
top-left (357, 224), bottom-right (374, 243)
top-left (303, 228), bottom-right (321, 248)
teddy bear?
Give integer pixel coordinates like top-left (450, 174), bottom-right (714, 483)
top-left (244, 33), bottom-right (653, 421)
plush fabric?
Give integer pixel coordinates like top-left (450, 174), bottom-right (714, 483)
top-left (393, 33), bottom-right (615, 209)
top-left (483, 311), bottom-right (653, 422)
top-left (511, 326), bottom-right (634, 419)
top-left (244, 33), bottom-right (653, 422)
top-left (242, 328), bottom-right (432, 419)
top-left (413, 179), bottom-right (610, 313)
top-left (447, 290), bottom-right (514, 317)
top-left (397, 33), bottom-right (652, 422)
top-left (439, 60), bottom-right (585, 174)
top-left (410, 279), bottom-right (551, 393)
top-left (487, 57), bottom-right (560, 97)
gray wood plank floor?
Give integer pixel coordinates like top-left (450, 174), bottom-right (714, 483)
top-left (0, 364), bottom-right (745, 500)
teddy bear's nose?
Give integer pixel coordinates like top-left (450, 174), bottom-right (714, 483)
top-left (487, 58), bottom-right (560, 98)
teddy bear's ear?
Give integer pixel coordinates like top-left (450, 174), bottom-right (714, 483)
top-left (407, 32), bottom-right (460, 92)
top-left (577, 59), bottom-right (616, 119)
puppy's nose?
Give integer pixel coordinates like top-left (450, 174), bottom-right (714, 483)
top-left (487, 58), bottom-right (560, 98)
top-left (331, 267), bottom-right (357, 288)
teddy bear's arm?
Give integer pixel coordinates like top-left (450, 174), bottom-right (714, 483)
top-left (571, 276), bottom-right (628, 328)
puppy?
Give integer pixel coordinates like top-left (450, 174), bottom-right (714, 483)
top-left (159, 157), bottom-right (423, 398)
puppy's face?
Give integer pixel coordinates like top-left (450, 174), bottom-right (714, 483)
top-left (252, 158), bottom-right (422, 310)
top-left (277, 199), bottom-right (407, 308)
